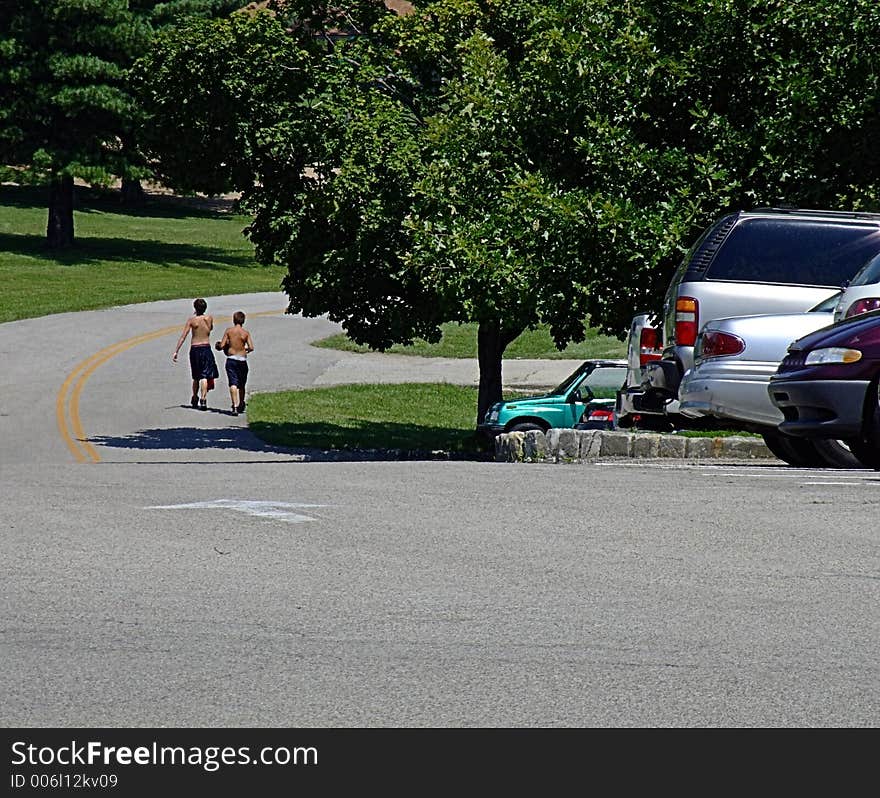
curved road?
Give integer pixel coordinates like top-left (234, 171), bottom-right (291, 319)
top-left (1, 294), bottom-right (877, 727)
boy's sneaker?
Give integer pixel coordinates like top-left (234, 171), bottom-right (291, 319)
top-left (231, 405), bottom-right (238, 416)
top-left (191, 395), bottom-right (199, 408)
top-left (237, 402), bottom-right (246, 413)
top-left (199, 399), bottom-right (207, 411)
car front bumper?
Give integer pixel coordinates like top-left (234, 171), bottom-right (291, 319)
top-left (476, 423), bottom-right (506, 439)
top-left (768, 378), bottom-right (870, 438)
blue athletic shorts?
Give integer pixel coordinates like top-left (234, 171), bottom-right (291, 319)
top-left (225, 358), bottom-right (249, 388)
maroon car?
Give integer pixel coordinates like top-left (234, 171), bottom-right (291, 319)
top-left (768, 310), bottom-right (880, 468)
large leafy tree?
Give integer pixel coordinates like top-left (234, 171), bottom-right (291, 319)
top-left (133, 7), bottom-right (315, 197)
top-left (136, 1), bottom-right (448, 346)
top-left (0, 0), bottom-right (239, 247)
top-left (135, 0), bottom-right (880, 423)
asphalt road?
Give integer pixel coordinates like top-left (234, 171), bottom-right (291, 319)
top-left (1, 294), bottom-right (878, 727)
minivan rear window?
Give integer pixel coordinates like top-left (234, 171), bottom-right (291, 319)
top-left (705, 219), bottom-right (880, 286)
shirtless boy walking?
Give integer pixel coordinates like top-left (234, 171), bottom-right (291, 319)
top-left (215, 311), bottom-right (254, 416)
top-left (172, 297), bottom-right (219, 410)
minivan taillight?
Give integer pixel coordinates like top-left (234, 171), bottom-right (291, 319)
top-left (675, 296), bottom-right (699, 346)
top-left (699, 330), bottom-right (745, 359)
top-left (639, 327), bottom-right (662, 367)
top-left (844, 298), bottom-right (880, 318)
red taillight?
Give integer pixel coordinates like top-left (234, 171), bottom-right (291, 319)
top-left (675, 296), bottom-right (699, 346)
top-left (588, 408), bottom-right (614, 421)
top-left (699, 330), bottom-right (745, 359)
top-left (639, 326), bottom-right (662, 367)
top-left (844, 298), bottom-right (880, 318)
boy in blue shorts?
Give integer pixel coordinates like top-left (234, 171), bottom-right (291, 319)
top-left (215, 311), bottom-right (254, 415)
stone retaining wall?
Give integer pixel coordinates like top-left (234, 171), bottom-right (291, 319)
top-left (494, 429), bottom-right (775, 463)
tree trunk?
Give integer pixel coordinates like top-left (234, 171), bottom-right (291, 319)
top-left (47, 175), bottom-right (75, 249)
top-left (120, 177), bottom-right (146, 206)
top-left (476, 320), bottom-right (522, 426)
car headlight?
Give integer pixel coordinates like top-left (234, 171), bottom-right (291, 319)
top-left (804, 347), bottom-right (862, 365)
top-left (485, 404), bottom-right (500, 423)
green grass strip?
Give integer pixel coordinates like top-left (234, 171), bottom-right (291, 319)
top-left (248, 382), bottom-right (492, 454)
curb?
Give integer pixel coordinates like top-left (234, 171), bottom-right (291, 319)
top-left (494, 429), bottom-right (775, 463)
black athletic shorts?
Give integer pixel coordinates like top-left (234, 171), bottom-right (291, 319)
top-left (189, 344), bottom-right (219, 380)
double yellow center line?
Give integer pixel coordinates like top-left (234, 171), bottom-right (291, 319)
top-left (56, 324), bottom-right (181, 463)
top-left (56, 309), bottom-right (282, 463)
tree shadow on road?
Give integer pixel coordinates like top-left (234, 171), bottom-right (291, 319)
top-left (89, 426), bottom-right (286, 452)
top-left (249, 419), bottom-right (488, 456)
top-left (88, 426), bottom-right (491, 461)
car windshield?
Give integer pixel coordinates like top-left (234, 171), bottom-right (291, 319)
top-left (847, 251), bottom-right (880, 286)
top-left (810, 291), bottom-right (843, 312)
top-left (551, 364), bottom-right (589, 395)
top-left (550, 364), bottom-right (628, 398)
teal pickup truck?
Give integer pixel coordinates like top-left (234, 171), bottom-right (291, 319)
top-left (477, 359), bottom-right (628, 438)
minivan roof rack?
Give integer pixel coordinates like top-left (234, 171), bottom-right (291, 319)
top-left (748, 206), bottom-right (880, 219)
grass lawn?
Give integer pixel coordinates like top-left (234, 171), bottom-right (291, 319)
top-left (0, 184), bottom-right (284, 323)
top-left (247, 382), bottom-right (492, 454)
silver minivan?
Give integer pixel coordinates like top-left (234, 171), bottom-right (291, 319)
top-left (617, 207), bottom-right (880, 427)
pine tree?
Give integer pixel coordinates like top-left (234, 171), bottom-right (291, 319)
top-left (0, 0), bottom-right (239, 247)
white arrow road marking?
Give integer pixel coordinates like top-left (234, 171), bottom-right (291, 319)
top-left (147, 499), bottom-right (327, 523)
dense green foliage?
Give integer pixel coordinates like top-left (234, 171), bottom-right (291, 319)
top-left (135, 0), bottom-right (880, 422)
top-left (133, 9), bottom-right (313, 195)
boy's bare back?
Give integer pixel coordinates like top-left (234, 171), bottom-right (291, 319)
top-left (219, 325), bottom-right (253, 356)
top-left (188, 314), bottom-right (213, 345)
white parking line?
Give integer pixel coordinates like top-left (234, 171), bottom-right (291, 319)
top-left (716, 472), bottom-right (867, 479)
top-left (597, 459), bottom-right (880, 484)
top-left (801, 481), bottom-right (865, 486)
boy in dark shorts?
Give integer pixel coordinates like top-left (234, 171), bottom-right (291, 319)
top-left (172, 298), bottom-right (219, 410)
top-left (215, 310), bottom-right (254, 415)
